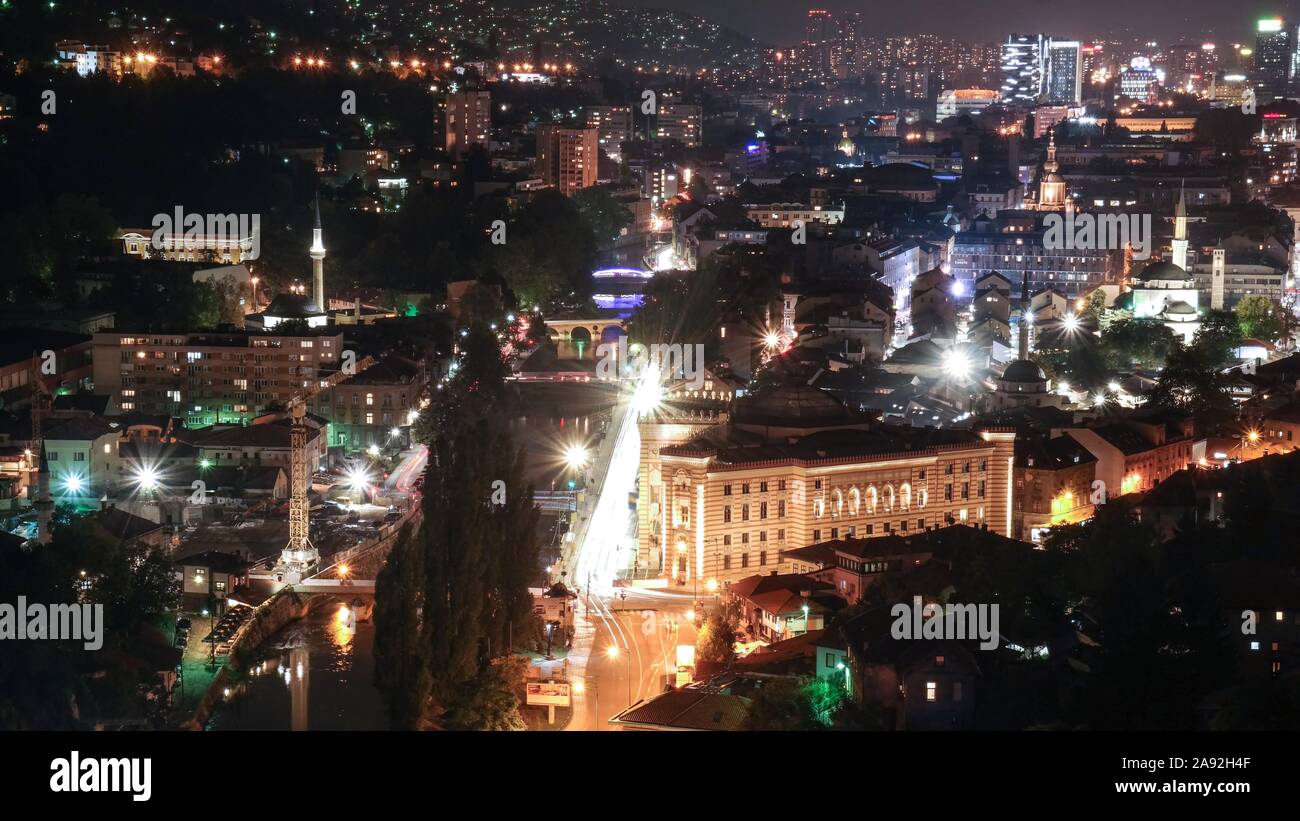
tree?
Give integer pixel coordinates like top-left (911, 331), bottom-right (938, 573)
top-left (1192, 309), bottom-right (1245, 368)
top-left (375, 324), bottom-right (541, 729)
top-left (373, 527), bottom-right (432, 729)
top-left (741, 678), bottom-right (818, 730)
top-left (695, 613), bottom-right (737, 665)
top-left (1099, 319), bottom-right (1178, 371)
top-left (442, 656), bottom-right (528, 731)
top-left (571, 186), bottom-right (633, 249)
top-left (1235, 295), bottom-right (1282, 341)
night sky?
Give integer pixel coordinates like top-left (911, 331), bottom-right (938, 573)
top-left (626, 0), bottom-right (1299, 45)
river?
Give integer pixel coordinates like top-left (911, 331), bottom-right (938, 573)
top-left (208, 606), bottom-right (388, 731)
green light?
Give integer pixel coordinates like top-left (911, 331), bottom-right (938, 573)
top-left (199, 458), bottom-right (212, 469)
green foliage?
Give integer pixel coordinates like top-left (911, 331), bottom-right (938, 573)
top-left (1235, 295), bottom-right (1282, 341)
top-left (1193, 309), bottom-right (1245, 369)
top-left (0, 512), bottom-right (180, 728)
top-left (1099, 319), bottom-right (1178, 371)
top-left (375, 324), bottom-right (541, 728)
top-left (571, 186), bottom-right (633, 249)
top-left (442, 656), bottom-right (528, 731)
top-left (695, 612), bottom-right (737, 665)
top-left (373, 527), bottom-right (431, 730)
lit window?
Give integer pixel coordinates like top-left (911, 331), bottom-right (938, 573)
top-left (925, 681), bottom-right (937, 702)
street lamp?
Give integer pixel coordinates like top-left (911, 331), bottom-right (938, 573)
top-left (802, 603), bottom-right (811, 635)
top-left (607, 644), bottom-right (631, 709)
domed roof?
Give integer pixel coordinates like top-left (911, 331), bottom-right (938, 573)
top-left (265, 292), bottom-right (325, 317)
top-left (1001, 359), bottom-right (1047, 383)
top-left (1137, 259), bottom-right (1189, 283)
top-left (1161, 300), bottom-right (1198, 316)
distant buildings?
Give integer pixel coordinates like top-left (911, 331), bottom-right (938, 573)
top-left (586, 104), bottom-right (633, 159)
top-left (536, 124), bottom-right (598, 195)
top-left (655, 103), bottom-right (702, 147)
top-left (444, 90), bottom-right (492, 159)
top-left (91, 330), bottom-right (345, 427)
top-left (935, 88), bottom-right (998, 120)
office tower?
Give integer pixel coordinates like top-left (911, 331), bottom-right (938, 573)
top-left (656, 103), bottom-right (702, 147)
top-left (444, 90), bottom-right (491, 159)
top-left (1001, 34), bottom-right (1047, 104)
top-left (586, 105), bottom-right (633, 159)
top-left (803, 9), bottom-right (835, 82)
top-left (536, 124), bottom-right (598, 195)
top-left (1045, 40), bottom-right (1082, 104)
top-left (1119, 57), bottom-right (1160, 103)
top-left (835, 11), bottom-right (863, 79)
top-left (1255, 18), bottom-right (1292, 102)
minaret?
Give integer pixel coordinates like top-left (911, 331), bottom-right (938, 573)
top-left (1171, 184), bottom-right (1188, 271)
top-left (310, 194), bottom-right (326, 310)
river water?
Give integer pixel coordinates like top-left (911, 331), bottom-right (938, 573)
top-left (208, 607), bottom-right (388, 731)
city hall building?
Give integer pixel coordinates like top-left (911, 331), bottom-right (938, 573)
top-left (637, 379), bottom-right (1016, 588)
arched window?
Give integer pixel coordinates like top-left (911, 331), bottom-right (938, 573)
top-left (832, 489), bottom-right (843, 517)
top-left (884, 484), bottom-right (895, 511)
top-left (901, 483), bottom-right (912, 511)
top-left (866, 485), bottom-right (878, 513)
top-left (848, 487), bottom-right (861, 516)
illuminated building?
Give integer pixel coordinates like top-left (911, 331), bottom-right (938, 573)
top-left (1013, 433), bottom-right (1097, 542)
top-left (586, 104), bottom-right (633, 158)
top-left (638, 377), bottom-right (1016, 587)
top-left (1118, 57), bottom-right (1160, 103)
top-left (1254, 18), bottom-right (1293, 102)
top-left (536, 124), bottom-right (598, 195)
top-left (444, 89), bottom-right (492, 159)
top-left (1035, 131), bottom-right (1067, 210)
top-left (936, 88), bottom-right (998, 119)
top-left (1044, 40), bottom-right (1082, 104)
top-left (655, 103), bottom-right (702, 147)
top-left (744, 202), bottom-right (844, 229)
top-left (1061, 414), bottom-right (1199, 499)
top-left (1001, 34), bottom-right (1047, 104)
top-left (91, 330), bottom-right (345, 427)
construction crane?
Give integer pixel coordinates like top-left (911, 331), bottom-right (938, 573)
top-left (30, 354), bottom-right (54, 544)
top-left (275, 354), bottom-right (375, 583)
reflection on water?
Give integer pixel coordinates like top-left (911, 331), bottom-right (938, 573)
top-left (208, 606), bottom-right (388, 731)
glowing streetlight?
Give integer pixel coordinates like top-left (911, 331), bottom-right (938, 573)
top-left (605, 645), bottom-right (620, 660)
top-left (564, 444), bottom-right (590, 471)
top-left (1247, 429), bottom-right (1261, 444)
top-left (942, 349), bottom-right (970, 380)
top-left (367, 444), bottom-right (380, 457)
top-left (705, 579), bottom-right (719, 593)
top-left (133, 465), bottom-right (159, 491)
top-left (389, 426), bottom-right (402, 438)
top-left (62, 474), bottom-right (84, 494)
top-left (631, 364), bottom-right (664, 414)
top-left (345, 464), bottom-right (373, 492)
top-left (764, 330), bottom-right (782, 349)
top-left (1062, 312), bottom-right (1081, 334)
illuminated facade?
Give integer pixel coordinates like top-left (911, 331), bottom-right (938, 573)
top-left (638, 381), bottom-right (1016, 587)
top-left (536, 124), bottom-right (598, 195)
